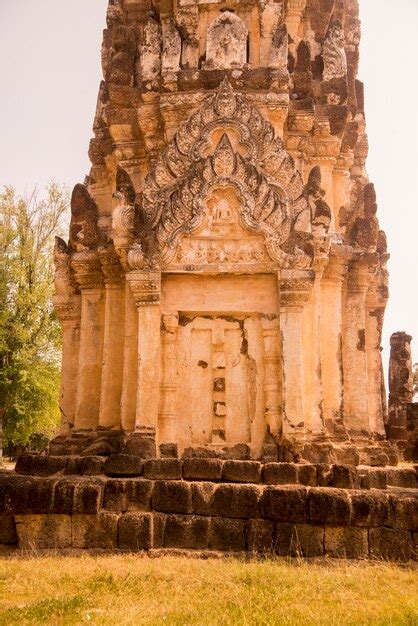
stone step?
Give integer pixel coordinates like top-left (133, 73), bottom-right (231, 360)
top-left (14, 455), bottom-right (417, 490)
top-left (0, 473), bottom-right (416, 560)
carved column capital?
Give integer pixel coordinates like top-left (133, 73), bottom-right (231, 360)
top-left (279, 269), bottom-right (315, 308)
top-left (323, 245), bottom-right (352, 283)
top-left (126, 270), bottom-right (161, 307)
top-left (348, 253), bottom-right (380, 293)
top-left (71, 251), bottom-right (104, 290)
top-left (99, 247), bottom-right (125, 286)
top-left (52, 294), bottom-right (81, 324)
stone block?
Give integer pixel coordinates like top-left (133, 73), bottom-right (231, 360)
top-left (350, 491), bottom-right (389, 527)
top-left (274, 523), bottom-right (324, 557)
top-left (191, 482), bottom-right (217, 516)
top-left (333, 446), bottom-right (360, 466)
top-left (53, 478), bottom-right (79, 514)
top-left (261, 486), bottom-right (307, 523)
top-left (222, 461), bottom-right (261, 483)
top-left (15, 455), bottom-right (67, 477)
top-left (152, 480), bottom-right (192, 514)
top-left (73, 479), bottom-right (104, 514)
top-left (13, 455), bottom-right (34, 475)
top-left (3, 477), bottom-right (36, 513)
top-left (72, 513), bottom-right (119, 549)
top-left (123, 435), bottom-right (156, 459)
top-left (316, 464), bottom-right (331, 486)
top-left (118, 513), bottom-right (153, 550)
top-left (104, 455), bottom-right (143, 477)
top-left (143, 459), bottom-right (182, 480)
top-left (152, 513), bottom-right (166, 549)
top-left (211, 484), bottom-right (261, 519)
top-left (329, 465), bottom-right (360, 489)
top-left (246, 519), bottom-right (274, 553)
top-left (80, 456), bottom-right (105, 476)
top-left (163, 514), bottom-right (210, 549)
top-left (388, 494), bottom-right (418, 531)
top-left (81, 441), bottom-right (114, 457)
top-left (159, 443), bottom-right (178, 459)
top-left (26, 478), bottom-right (56, 513)
top-left (359, 468), bottom-right (387, 490)
top-left (297, 465), bottom-right (317, 487)
top-left (0, 479), bottom-right (7, 513)
top-left (0, 514), bottom-right (17, 545)
top-left (369, 527), bottom-right (414, 562)
top-left (325, 526), bottom-right (369, 559)
top-left (262, 463), bottom-right (298, 485)
top-left (104, 479), bottom-right (153, 512)
top-left (183, 458), bottom-right (223, 481)
top-left (386, 468), bottom-right (416, 489)
top-left (359, 447), bottom-right (389, 467)
top-left (209, 518), bottom-right (245, 551)
top-left (309, 488), bottom-right (351, 526)
top-left (64, 457), bottom-right (83, 475)
top-left (15, 514), bottom-right (72, 550)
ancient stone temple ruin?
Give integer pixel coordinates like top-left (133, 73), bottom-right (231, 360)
top-left (1, 0), bottom-right (416, 559)
top-left (53, 0), bottom-right (392, 464)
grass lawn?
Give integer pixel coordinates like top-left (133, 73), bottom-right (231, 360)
top-left (0, 554), bottom-right (416, 625)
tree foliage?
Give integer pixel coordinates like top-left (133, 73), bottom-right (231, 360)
top-left (0, 183), bottom-right (69, 448)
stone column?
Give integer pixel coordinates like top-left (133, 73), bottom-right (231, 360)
top-left (386, 331), bottom-right (414, 444)
top-left (365, 284), bottom-right (387, 435)
top-left (120, 283), bottom-right (138, 432)
top-left (279, 269), bottom-right (314, 436)
top-left (127, 269), bottom-right (162, 442)
top-left (72, 252), bottom-right (105, 430)
top-left (342, 259), bottom-right (373, 433)
top-left (261, 317), bottom-right (281, 438)
top-left (302, 249), bottom-right (327, 433)
top-left (53, 295), bottom-right (81, 435)
top-left (320, 247), bottom-right (351, 432)
top-left (285, 0), bottom-right (306, 41)
top-left (99, 248), bottom-right (125, 429)
top-left (159, 314), bottom-right (179, 444)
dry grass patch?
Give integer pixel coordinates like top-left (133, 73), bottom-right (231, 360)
top-left (0, 554), bottom-right (416, 625)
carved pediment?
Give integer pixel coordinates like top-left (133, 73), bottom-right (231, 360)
top-left (131, 79), bottom-right (331, 271)
top-left (141, 79), bottom-right (303, 228)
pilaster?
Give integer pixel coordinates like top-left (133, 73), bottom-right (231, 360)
top-left (342, 257), bottom-right (376, 433)
top-left (127, 269), bottom-right (162, 441)
top-left (279, 269), bottom-right (314, 436)
top-left (159, 314), bottom-right (179, 444)
top-left (71, 252), bottom-right (105, 430)
top-left (261, 317), bottom-right (281, 438)
top-left (98, 248), bottom-right (125, 429)
top-left (320, 246), bottom-right (351, 432)
top-left (53, 295), bottom-right (81, 435)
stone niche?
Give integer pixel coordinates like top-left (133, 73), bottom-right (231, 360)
top-left (205, 11), bottom-right (248, 70)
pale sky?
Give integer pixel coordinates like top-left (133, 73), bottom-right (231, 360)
top-left (1, 0), bottom-right (417, 368)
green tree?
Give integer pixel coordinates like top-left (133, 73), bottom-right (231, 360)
top-left (0, 183), bottom-right (69, 449)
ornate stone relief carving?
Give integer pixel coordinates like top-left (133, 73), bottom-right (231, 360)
top-left (323, 21), bottom-right (347, 81)
top-left (69, 184), bottom-right (101, 253)
top-left (269, 23), bottom-right (288, 70)
top-left (134, 80), bottom-right (332, 271)
top-left (53, 237), bottom-right (78, 298)
top-left (162, 17), bottom-right (181, 76)
top-left (205, 12), bottom-right (248, 70)
top-left (112, 167), bottom-right (137, 269)
top-left (138, 15), bottom-right (162, 87)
